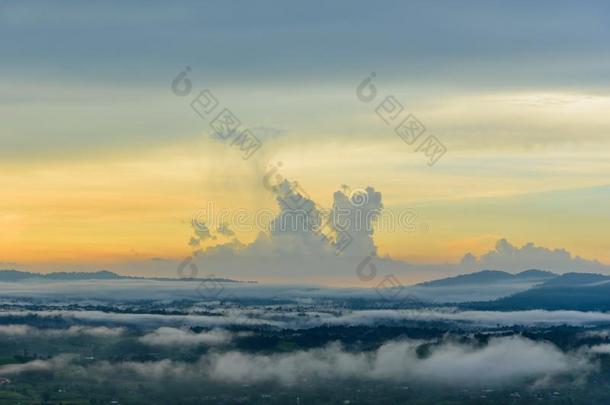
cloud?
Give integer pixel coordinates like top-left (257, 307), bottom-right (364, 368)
top-left (462, 239), bottom-right (610, 274)
top-left (0, 324), bottom-right (32, 335)
top-left (7, 305), bottom-right (610, 332)
top-left (0, 355), bottom-right (74, 376)
top-left (588, 344), bottom-right (610, 355)
top-left (190, 219), bottom-right (215, 245)
top-left (215, 179), bottom-right (382, 257)
top-left (139, 327), bottom-right (231, 347)
top-left (0, 336), bottom-right (597, 387)
top-left (206, 342), bottom-right (368, 384)
top-left (206, 336), bottom-right (592, 386)
top-left (0, 308), bottom-right (280, 330)
top-left (61, 325), bottom-right (125, 337)
top-left (320, 309), bottom-right (610, 328)
top-left (372, 337), bottom-right (590, 386)
top-left (184, 180), bottom-right (391, 283)
top-left (92, 358), bottom-right (192, 381)
top-left (0, 324), bottom-right (124, 338)
top-left (579, 330), bottom-right (610, 340)
top-left (216, 223), bottom-right (235, 237)
top-left (182, 180), bottom-right (610, 283)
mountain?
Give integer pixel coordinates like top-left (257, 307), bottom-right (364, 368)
top-left (0, 270), bottom-right (250, 283)
top-left (515, 269), bottom-right (557, 280)
top-left (467, 272), bottom-right (610, 311)
top-left (0, 270), bottom-right (127, 282)
top-left (0, 270), bottom-right (38, 282)
top-left (537, 272), bottom-right (610, 288)
top-left (407, 269), bottom-right (558, 304)
top-left (41, 270), bottom-right (124, 281)
top-left (417, 270), bottom-right (512, 287)
top-left (417, 269), bottom-right (556, 288)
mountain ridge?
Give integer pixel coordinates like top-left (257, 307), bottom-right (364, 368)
top-left (0, 269), bottom-right (253, 283)
top-left (417, 269), bottom-right (557, 288)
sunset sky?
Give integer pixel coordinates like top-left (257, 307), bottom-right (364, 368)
top-left (1, 1), bottom-right (610, 282)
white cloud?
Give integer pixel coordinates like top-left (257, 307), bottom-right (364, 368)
top-left (62, 325), bottom-right (125, 337)
top-left (0, 324), bottom-right (124, 338)
top-left (0, 336), bottom-right (597, 387)
top-left (463, 239), bottom-right (609, 273)
top-left (139, 327), bottom-right (231, 347)
top-left (206, 336), bottom-right (592, 386)
top-left (0, 324), bottom-right (33, 335)
top-left (185, 182), bottom-right (386, 283)
top-left (0, 355), bottom-right (74, 376)
top-left (588, 344), bottom-right (610, 355)
top-left (5, 307), bottom-right (610, 332)
top-left (320, 309), bottom-right (610, 328)
top-left (578, 329), bottom-right (610, 340)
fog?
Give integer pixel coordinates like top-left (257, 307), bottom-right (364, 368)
top-left (139, 327), bottom-right (232, 347)
top-left (207, 336), bottom-right (592, 386)
top-left (0, 277), bottom-right (571, 305)
top-left (0, 324), bottom-right (125, 337)
top-left (0, 337), bottom-right (595, 387)
top-left (4, 306), bottom-right (610, 331)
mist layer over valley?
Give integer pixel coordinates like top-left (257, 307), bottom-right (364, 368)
top-left (2, 270), bottom-right (610, 403)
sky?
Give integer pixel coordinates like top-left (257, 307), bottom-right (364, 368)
top-left (1, 1), bottom-right (610, 283)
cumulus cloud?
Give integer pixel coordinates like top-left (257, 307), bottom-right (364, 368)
top-left (462, 239), bottom-right (610, 273)
top-left (139, 327), bottom-right (231, 347)
top-left (189, 219), bottom-right (216, 247)
top-left (184, 180), bottom-right (390, 283)
top-left (216, 223), bottom-right (235, 237)
top-left (185, 204), bottom-right (610, 282)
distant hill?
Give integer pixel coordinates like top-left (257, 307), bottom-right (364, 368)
top-left (0, 270), bottom-right (251, 283)
top-left (516, 269), bottom-right (558, 280)
top-left (418, 269), bottom-right (556, 288)
top-left (0, 270), bottom-right (133, 282)
top-left (537, 272), bottom-right (610, 288)
top-left (407, 269), bottom-right (559, 303)
top-left (467, 272), bottom-right (610, 311)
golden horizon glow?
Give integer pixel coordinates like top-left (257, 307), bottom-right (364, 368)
top-left (2, 86), bottom-right (610, 279)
